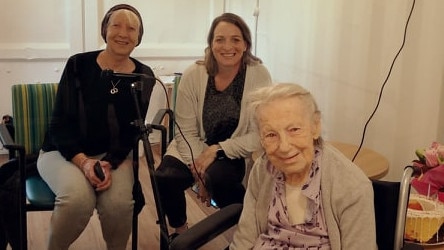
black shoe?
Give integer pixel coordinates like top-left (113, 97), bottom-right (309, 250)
top-left (168, 232), bottom-right (180, 243)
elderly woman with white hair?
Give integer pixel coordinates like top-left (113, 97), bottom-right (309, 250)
top-left (230, 83), bottom-right (376, 250)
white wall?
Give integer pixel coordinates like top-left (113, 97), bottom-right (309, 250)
top-left (0, 0), bottom-right (225, 115)
top-left (0, 0), bottom-right (225, 153)
top-left (2, 0), bottom-right (444, 182)
top-left (226, 0), bottom-right (444, 181)
top-left (0, 0), bottom-right (224, 147)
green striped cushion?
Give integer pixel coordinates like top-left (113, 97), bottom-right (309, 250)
top-left (12, 83), bottom-right (58, 155)
top-left (172, 74), bottom-right (181, 112)
top-left (171, 74), bottom-right (181, 137)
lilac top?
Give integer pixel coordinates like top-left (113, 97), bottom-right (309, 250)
top-left (253, 148), bottom-right (331, 249)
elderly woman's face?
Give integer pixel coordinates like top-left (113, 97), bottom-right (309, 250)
top-left (257, 96), bottom-right (321, 180)
top-left (105, 9), bottom-right (140, 56)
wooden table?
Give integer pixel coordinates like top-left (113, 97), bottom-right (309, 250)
top-left (252, 141), bottom-right (389, 180)
top-left (329, 141), bottom-right (389, 180)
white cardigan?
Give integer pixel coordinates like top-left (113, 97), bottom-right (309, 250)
top-left (230, 143), bottom-right (377, 250)
top-left (165, 62), bottom-right (272, 164)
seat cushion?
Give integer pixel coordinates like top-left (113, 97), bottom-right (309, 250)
top-left (26, 175), bottom-right (55, 206)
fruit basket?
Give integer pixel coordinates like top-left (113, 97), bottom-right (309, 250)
top-left (406, 142), bottom-right (444, 245)
top-left (410, 142), bottom-right (444, 201)
top-left (405, 194), bottom-right (444, 244)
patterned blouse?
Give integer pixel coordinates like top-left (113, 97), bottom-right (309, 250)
top-left (254, 148), bottom-right (331, 249)
top-left (202, 67), bottom-right (246, 146)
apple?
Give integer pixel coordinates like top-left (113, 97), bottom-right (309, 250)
top-left (408, 200), bottom-right (423, 210)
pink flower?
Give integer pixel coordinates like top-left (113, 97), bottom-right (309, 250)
top-left (411, 142), bottom-right (444, 198)
top-left (424, 148), bottom-right (440, 167)
top-left (415, 141), bottom-right (444, 169)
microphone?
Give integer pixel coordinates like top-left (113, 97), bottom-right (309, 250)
top-left (101, 69), bottom-right (154, 80)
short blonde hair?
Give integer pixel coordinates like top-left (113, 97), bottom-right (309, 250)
top-left (101, 4), bottom-right (144, 46)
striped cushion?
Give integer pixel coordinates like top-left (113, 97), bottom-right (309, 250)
top-left (171, 74), bottom-right (181, 137)
top-left (12, 83), bottom-right (58, 155)
top-left (172, 73), bottom-right (182, 112)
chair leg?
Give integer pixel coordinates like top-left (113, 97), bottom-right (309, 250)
top-left (18, 153), bottom-right (27, 250)
top-left (19, 204), bottom-right (27, 249)
top-left (160, 234), bottom-right (169, 250)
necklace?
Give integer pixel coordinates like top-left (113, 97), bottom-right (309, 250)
top-left (110, 79), bottom-right (121, 94)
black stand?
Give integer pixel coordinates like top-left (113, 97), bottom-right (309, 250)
top-left (130, 81), bottom-right (171, 250)
top-left (129, 80), bottom-right (243, 250)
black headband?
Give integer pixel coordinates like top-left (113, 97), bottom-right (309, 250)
top-left (101, 4), bottom-right (144, 46)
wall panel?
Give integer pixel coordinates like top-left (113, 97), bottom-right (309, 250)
top-left (0, 0), bottom-right (225, 125)
top-left (84, 0), bottom-right (224, 58)
top-left (0, 0), bottom-right (83, 59)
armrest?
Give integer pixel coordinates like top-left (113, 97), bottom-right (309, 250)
top-left (169, 203), bottom-right (243, 250)
top-left (150, 108), bottom-right (174, 156)
top-left (0, 124), bottom-right (24, 160)
top-left (0, 123), bottom-right (16, 148)
top-left (0, 124), bottom-right (26, 210)
top-left (151, 108), bottom-right (173, 126)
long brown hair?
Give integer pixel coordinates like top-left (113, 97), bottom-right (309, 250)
top-left (198, 13), bottom-right (262, 76)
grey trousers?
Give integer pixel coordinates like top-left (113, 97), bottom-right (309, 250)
top-left (37, 150), bottom-right (134, 250)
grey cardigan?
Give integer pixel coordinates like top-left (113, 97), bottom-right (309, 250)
top-left (230, 143), bottom-right (377, 250)
top-left (165, 63), bottom-right (272, 164)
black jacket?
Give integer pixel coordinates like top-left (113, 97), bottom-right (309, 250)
top-left (41, 50), bottom-right (155, 169)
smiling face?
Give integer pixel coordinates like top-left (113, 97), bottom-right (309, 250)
top-left (105, 9), bottom-right (140, 57)
top-left (257, 96), bottom-right (321, 185)
top-left (211, 21), bottom-right (247, 70)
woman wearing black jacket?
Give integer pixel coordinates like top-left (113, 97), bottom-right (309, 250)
top-left (37, 4), bottom-right (154, 250)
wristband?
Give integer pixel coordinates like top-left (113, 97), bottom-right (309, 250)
top-left (216, 144), bottom-right (226, 161)
top-left (79, 157), bottom-right (90, 171)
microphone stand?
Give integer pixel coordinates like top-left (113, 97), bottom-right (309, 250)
top-left (130, 81), bottom-right (170, 250)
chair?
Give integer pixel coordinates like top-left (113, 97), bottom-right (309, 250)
top-left (0, 83), bottom-right (142, 250)
top-left (0, 83), bottom-right (58, 250)
top-left (373, 165), bottom-right (425, 250)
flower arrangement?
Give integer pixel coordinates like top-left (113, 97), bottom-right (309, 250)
top-left (411, 141), bottom-right (444, 200)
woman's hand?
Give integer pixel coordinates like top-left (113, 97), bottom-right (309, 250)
top-left (191, 145), bottom-right (220, 177)
top-left (189, 144), bottom-right (220, 206)
top-left (195, 179), bottom-right (212, 207)
top-left (190, 163), bottom-right (211, 206)
top-left (81, 159), bottom-right (112, 191)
